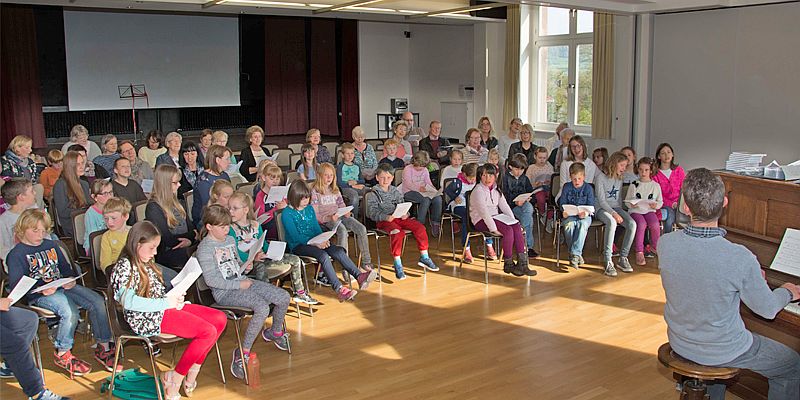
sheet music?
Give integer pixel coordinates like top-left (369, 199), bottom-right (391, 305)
top-left (513, 193), bottom-right (534, 203)
top-left (243, 235), bottom-right (266, 271)
top-left (563, 205), bottom-right (595, 216)
top-left (256, 213), bottom-right (270, 225)
top-left (7, 276), bottom-right (37, 305)
top-left (392, 202), bottom-right (412, 218)
top-left (492, 214), bottom-right (519, 225)
top-left (31, 273), bottom-right (87, 294)
top-left (167, 258), bottom-right (202, 298)
top-left (141, 179), bottom-right (154, 193)
top-left (771, 228), bottom-right (800, 278)
top-left (265, 186), bottom-right (289, 204)
top-left (308, 220), bottom-right (341, 246)
top-left (226, 161), bottom-right (243, 176)
top-left (265, 241), bottom-right (286, 261)
top-left (335, 206), bottom-right (353, 218)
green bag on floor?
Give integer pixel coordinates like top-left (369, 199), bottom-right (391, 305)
top-left (100, 368), bottom-right (164, 400)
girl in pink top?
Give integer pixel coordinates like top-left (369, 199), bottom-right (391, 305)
top-left (400, 152), bottom-right (442, 238)
top-left (468, 164), bottom-right (536, 277)
top-left (652, 143), bottom-right (685, 233)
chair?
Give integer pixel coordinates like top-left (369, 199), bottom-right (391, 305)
top-left (47, 195), bottom-right (66, 239)
top-left (273, 149), bottom-right (292, 170)
top-left (103, 266), bottom-right (226, 399)
top-left (184, 191), bottom-right (194, 224)
top-left (134, 200), bottom-right (148, 223)
top-left (675, 193), bottom-right (690, 229)
top-left (0, 261), bottom-right (46, 385)
top-left (657, 343), bottom-right (739, 399)
top-left (458, 190), bottom-right (502, 284)
top-left (286, 171), bottom-right (301, 185)
top-left (264, 144), bottom-right (279, 154)
top-left (393, 169), bottom-right (403, 186)
top-left (287, 143), bottom-right (304, 154)
top-left (89, 229), bottom-right (108, 288)
top-left (229, 174), bottom-right (246, 188)
top-left (236, 182), bottom-right (256, 196)
top-left (363, 191), bottom-right (413, 280)
top-left (366, 139), bottom-right (383, 149)
top-left (552, 179), bottom-right (603, 267)
top-left (289, 153), bottom-right (302, 170)
top-left (438, 178), bottom-right (459, 261)
top-left (70, 210), bottom-right (91, 264)
top-left (322, 142), bottom-right (338, 158)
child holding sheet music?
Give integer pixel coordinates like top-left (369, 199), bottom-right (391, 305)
top-left (470, 164), bottom-right (535, 277)
top-left (336, 144), bottom-right (366, 219)
top-left (197, 204), bottom-right (291, 381)
top-left (558, 162), bottom-right (595, 270)
top-left (227, 192), bottom-right (316, 305)
top-left (526, 146), bottom-right (555, 233)
top-left (111, 221), bottom-right (226, 399)
top-left (503, 154), bottom-right (537, 258)
top-left (367, 164), bottom-right (440, 280)
top-left (254, 164), bottom-right (287, 239)
top-left (282, 181), bottom-right (375, 301)
top-left (7, 209), bottom-right (117, 377)
top-left (594, 152), bottom-right (636, 276)
top-left (624, 157), bottom-right (663, 266)
top-left (401, 151), bottom-right (443, 237)
top-left (313, 163), bottom-right (373, 272)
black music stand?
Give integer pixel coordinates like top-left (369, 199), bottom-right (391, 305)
top-left (119, 84), bottom-right (148, 145)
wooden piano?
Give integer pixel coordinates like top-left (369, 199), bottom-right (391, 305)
top-left (717, 172), bottom-right (800, 400)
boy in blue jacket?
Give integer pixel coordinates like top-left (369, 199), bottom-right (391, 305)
top-left (558, 162), bottom-right (595, 269)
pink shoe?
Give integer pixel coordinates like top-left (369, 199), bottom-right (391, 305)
top-left (337, 286), bottom-right (358, 302)
top-left (463, 247), bottom-right (474, 264)
top-left (486, 244), bottom-right (497, 261)
top-left (635, 252), bottom-right (646, 266)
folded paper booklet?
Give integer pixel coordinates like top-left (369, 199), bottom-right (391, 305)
top-left (562, 205), bottom-right (595, 216)
top-left (266, 153), bottom-right (279, 162)
top-left (420, 184), bottom-right (440, 199)
top-left (8, 276), bottom-right (37, 304)
top-left (308, 220), bottom-right (342, 246)
top-left (626, 199), bottom-right (657, 208)
top-left (265, 241), bottom-right (287, 261)
top-left (226, 160), bottom-right (243, 176)
top-left (168, 258), bottom-right (202, 299)
top-left (492, 214), bottom-right (519, 225)
top-left (392, 202), bottom-right (412, 218)
top-left (265, 185), bottom-right (289, 204)
top-left (335, 206), bottom-right (354, 218)
top-left (243, 235), bottom-right (267, 271)
top-left (31, 272), bottom-right (87, 294)
top-left (140, 179), bottom-right (154, 194)
top-left (513, 193), bottom-right (534, 203)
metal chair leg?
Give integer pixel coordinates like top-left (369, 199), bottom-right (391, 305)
top-left (32, 336), bottom-right (45, 386)
top-left (146, 341), bottom-right (165, 400)
top-left (483, 237), bottom-right (489, 284)
top-left (214, 342), bottom-right (226, 384)
top-left (233, 320), bottom-right (249, 385)
top-left (283, 319), bottom-right (292, 355)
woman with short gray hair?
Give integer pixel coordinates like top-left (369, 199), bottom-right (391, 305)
top-left (93, 134), bottom-right (121, 178)
top-left (155, 131), bottom-right (183, 168)
top-left (60, 124), bottom-right (102, 161)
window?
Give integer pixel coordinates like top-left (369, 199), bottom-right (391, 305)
top-left (520, 6), bottom-right (593, 133)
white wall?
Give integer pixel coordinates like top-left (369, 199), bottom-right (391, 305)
top-left (649, 2), bottom-right (800, 169)
top-left (473, 22), bottom-right (506, 137)
top-left (408, 24), bottom-right (475, 139)
top-left (358, 22), bottom-right (410, 137)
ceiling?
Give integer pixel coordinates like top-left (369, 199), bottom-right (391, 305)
top-left (6, 0), bottom-right (789, 23)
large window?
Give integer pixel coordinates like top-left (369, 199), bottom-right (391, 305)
top-left (520, 6), bottom-right (593, 134)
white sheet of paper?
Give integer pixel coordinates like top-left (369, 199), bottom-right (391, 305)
top-left (563, 205), bottom-right (595, 216)
top-left (392, 202), bottom-right (412, 218)
top-left (513, 193), bottom-right (534, 203)
top-left (265, 241), bottom-right (286, 261)
top-left (31, 273), bottom-right (87, 294)
top-left (8, 276), bottom-right (37, 305)
top-left (266, 153), bottom-right (278, 162)
top-left (256, 212), bottom-right (270, 225)
top-left (167, 258), bottom-right (202, 297)
top-left (627, 199), bottom-right (657, 209)
top-left (140, 179), bottom-right (154, 193)
top-left (493, 214), bottom-right (519, 225)
top-left (771, 228), bottom-right (800, 278)
top-left (307, 220), bottom-right (341, 246)
top-left (780, 163), bottom-right (800, 181)
top-left (226, 160), bottom-right (243, 176)
top-left (244, 235), bottom-right (266, 269)
top-left (265, 186), bottom-right (289, 204)
top-left (335, 206), bottom-right (353, 218)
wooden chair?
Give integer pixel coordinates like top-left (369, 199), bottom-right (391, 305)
top-left (273, 149), bottom-right (292, 170)
top-left (134, 200), bottom-right (148, 223)
top-left (89, 229), bottom-right (108, 288)
top-left (322, 142), bottom-right (338, 159)
top-left (657, 343), bottom-right (739, 399)
top-left (458, 190), bottom-right (502, 284)
top-left (287, 143), bottom-right (304, 154)
top-left (286, 171), bottom-right (301, 185)
top-left (263, 144), bottom-right (279, 154)
top-left (393, 169), bottom-right (403, 186)
top-left (229, 174), bottom-right (246, 188)
top-left (236, 182), bottom-right (256, 196)
top-left (103, 265), bottom-right (226, 399)
top-left (70, 210), bottom-right (91, 265)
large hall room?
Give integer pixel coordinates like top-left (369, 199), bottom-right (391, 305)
top-left (0, 0), bottom-right (798, 399)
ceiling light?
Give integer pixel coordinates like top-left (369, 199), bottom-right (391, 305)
top-left (313, 0), bottom-right (385, 14)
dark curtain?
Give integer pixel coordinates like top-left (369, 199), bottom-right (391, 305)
top-left (264, 17), bottom-right (308, 136)
top-left (0, 5), bottom-right (46, 150)
top-left (338, 20), bottom-right (359, 141)
top-left (309, 19), bottom-right (339, 137)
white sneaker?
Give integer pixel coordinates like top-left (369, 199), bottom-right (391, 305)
top-left (604, 261), bottom-right (618, 277)
top-left (545, 219), bottom-right (554, 234)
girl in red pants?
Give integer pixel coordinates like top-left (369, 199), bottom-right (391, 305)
top-left (366, 163), bottom-right (439, 280)
top-left (110, 221), bottom-right (226, 400)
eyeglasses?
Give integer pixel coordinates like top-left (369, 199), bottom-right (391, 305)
top-left (99, 190), bottom-right (114, 196)
top-left (228, 205), bottom-right (247, 211)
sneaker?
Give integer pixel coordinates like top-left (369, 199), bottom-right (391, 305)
top-left (545, 219), bottom-right (554, 234)
top-left (314, 274), bottom-right (332, 287)
top-left (357, 269), bottom-right (379, 290)
top-left (337, 286), bottom-right (358, 302)
top-left (29, 389), bottom-right (70, 400)
top-left (230, 348), bottom-right (248, 380)
top-left (0, 360), bottom-right (14, 379)
top-left (577, 255), bottom-right (585, 266)
top-left (463, 247), bottom-right (474, 264)
top-left (47, 323), bottom-right (58, 344)
top-left (527, 248), bottom-right (539, 258)
top-left (261, 329), bottom-right (290, 351)
top-left (417, 257), bottom-right (440, 272)
top-left (431, 223), bottom-right (441, 238)
top-left (644, 244), bottom-right (656, 258)
top-left (635, 252), bottom-right (646, 266)
top-left (617, 257), bottom-right (634, 273)
top-left (94, 345), bottom-right (123, 372)
top-left (612, 243), bottom-right (619, 257)
top-left (53, 350), bottom-right (92, 378)
top-left (293, 291), bottom-right (319, 305)
top-left (486, 244), bottom-right (498, 261)
top-left (142, 342), bottom-right (162, 358)
top-left (569, 255), bottom-right (580, 270)
top-left (604, 261), bottom-right (618, 277)
top-left (394, 263), bottom-right (407, 280)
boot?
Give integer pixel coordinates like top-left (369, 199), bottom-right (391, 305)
top-left (503, 259), bottom-right (516, 275)
top-left (516, 253), bottom-right (537, 276)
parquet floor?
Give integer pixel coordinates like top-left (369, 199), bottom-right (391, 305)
top-left (1, 228), bottom-right (743, 399)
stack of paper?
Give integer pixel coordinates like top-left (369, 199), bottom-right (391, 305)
top-left (725, 152), bottom-right (766, 172)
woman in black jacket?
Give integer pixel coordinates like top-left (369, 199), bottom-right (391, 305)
top-left (238, 125), bottom-right (272, 182)
top-left (145, 164), bottom-right (196, 270)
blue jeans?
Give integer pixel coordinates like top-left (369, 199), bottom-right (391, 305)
top-left (595, 208), bottom-right (635, 262)
top-left (404, 191), bottom-right (442, 225)
top-left (30, 285), bottom-right (112, 351)
top-left (512, 202), bottom-right (535, 249)
top-left (563, 216), bottom-right (591, 256)
top-left (292, 244), bottom-right (361, 292)
top-left (0, 307), bottom-right (42, 397)
top-left (453, 206), bottom-right (492, 249)
top-left (661, 206), bottom-right (676, 233)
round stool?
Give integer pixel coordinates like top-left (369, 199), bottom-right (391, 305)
top-left (657, 343), bottom-right (740, 400)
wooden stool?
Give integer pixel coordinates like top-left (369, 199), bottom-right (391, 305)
top-left (657, 343), bottom-right (740, 400)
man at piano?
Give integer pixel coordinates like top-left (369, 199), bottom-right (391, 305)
top-left (659, 168), bottom-right (800, 400)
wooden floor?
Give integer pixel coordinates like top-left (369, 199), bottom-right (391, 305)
top-left (2, 227), bottom-right (744, 399)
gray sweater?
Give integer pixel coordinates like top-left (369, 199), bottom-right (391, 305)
top-left (593, 173), bottom-right (624, 214)
top-left (196, 235), bottom-right (245, 294)
top-left (366, 185), bottom-right (405, 222)
top-left (659, 228), bottom-right (793, 365)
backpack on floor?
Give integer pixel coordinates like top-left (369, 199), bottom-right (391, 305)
top-left (100, 368), bottom-right (163, 400)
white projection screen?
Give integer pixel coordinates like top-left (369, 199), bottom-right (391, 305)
top-left (64, 11), bottom-right (240, 111)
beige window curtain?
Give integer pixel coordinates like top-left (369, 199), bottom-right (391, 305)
top-left (591, 13), bottom-right (614, 139)
top-left (503, 5), bottom-right (520, 131)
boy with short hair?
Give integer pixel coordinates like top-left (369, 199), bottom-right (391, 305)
top-left (110, 157), bottom-right (146, 225)
top-left (0, 178), bottom-right (37, 261)
top-left (6, 209), bottom-right (118, 377)
top-left (378, 139), bottom-right (405, 170)
top-left (336, 143), bottom-right (366, 219)
top-left (659, 168), bottom-right (800, 400)
top-left (558, 162), bottom-right (594, 269)
top-left (99, 197), bottom-right (132, 269)
top-left (40, 150), bottom-right (64, 199)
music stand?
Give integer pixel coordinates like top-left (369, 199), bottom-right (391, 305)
top-left (119, 84), bottom-right (149, 145)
